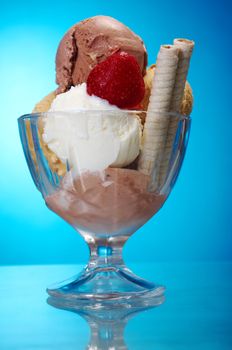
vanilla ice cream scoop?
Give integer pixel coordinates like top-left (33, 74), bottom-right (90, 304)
top-left (42, 83), bottom-right (141, 174)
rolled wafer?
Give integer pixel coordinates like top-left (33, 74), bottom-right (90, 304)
top-left (138, 45), bottom-right (179, 188)
top-left (171, 39), bottom-right (194, 111)
top-left (158, 39), bottom-right (194, 186)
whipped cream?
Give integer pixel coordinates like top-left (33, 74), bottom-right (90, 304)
top-left (43, 84), bottom-right (141, 173)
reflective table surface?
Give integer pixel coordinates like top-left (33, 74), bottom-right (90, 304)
top-left (0, 262), bottom-right (231, 349)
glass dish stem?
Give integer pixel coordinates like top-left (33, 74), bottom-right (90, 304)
top-left (47, 231), bottom-right (165, 306)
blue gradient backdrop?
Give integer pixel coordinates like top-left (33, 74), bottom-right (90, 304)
top-left (0, 0), bottom-right (231, 265)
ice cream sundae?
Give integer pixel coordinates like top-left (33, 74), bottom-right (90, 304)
top-left (26, 15), bottom-right (194, 236)
top-left (19, 15), bottom-right (194, 302)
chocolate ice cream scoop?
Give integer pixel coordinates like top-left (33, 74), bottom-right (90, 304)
top-left (56, 15), bottom-right (147, 93)
top-left (46, 168), bottom-right (166, 235)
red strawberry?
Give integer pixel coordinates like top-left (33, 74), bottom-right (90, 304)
top-left (87, 52), bottom-right (145, 109)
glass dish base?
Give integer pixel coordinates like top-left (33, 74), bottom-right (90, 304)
top-left (47, 264), bottom-right (165, 309)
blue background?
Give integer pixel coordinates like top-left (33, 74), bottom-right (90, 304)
top-left (0, 0), bottom-right (231, 265)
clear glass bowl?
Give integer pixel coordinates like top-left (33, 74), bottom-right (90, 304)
top-left (18, 110), bottom-right (190, 307)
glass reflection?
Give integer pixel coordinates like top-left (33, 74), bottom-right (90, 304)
top-left (47, 296), bottom-right (164, 349)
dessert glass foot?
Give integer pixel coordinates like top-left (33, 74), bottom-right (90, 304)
top-left (47, 242), bottom-right (164, 304)
top-left (18, 110), bottom-right (190, 306)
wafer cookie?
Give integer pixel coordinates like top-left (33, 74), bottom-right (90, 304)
top-left (158, 39), bottom-right (194, 186)
top-left (138, 45), bottom-right (179, 188)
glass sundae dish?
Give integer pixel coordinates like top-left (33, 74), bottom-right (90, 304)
top-left (18, 16), bottom-right (194, 306)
